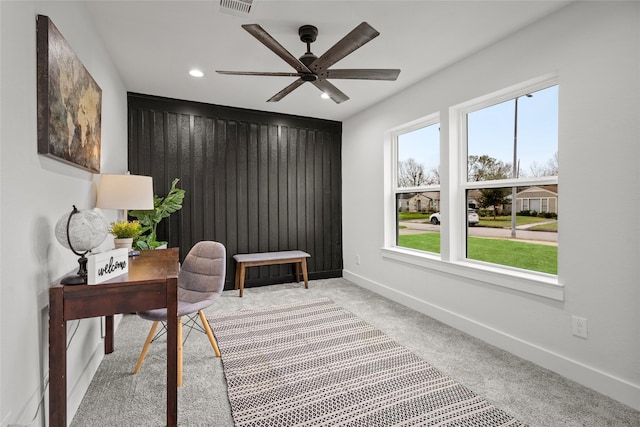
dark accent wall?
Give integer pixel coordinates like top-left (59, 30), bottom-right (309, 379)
top-left (127, 93), bottom-right (343, 290)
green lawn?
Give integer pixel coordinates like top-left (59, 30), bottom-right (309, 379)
top-left (397, 233), bottom-right (557, 274)
top-left (528, 222), bottom-right (558, 232)
top-left (397, 212), bottom-right (431, 221)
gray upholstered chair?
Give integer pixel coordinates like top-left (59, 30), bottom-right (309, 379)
top-left (133, 241), bottom-right (226, 386)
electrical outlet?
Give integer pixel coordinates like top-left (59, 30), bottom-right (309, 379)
top-left (572, 316), bottom-right (588, 339)
top-left (356, 254), bottom-right (361, 265)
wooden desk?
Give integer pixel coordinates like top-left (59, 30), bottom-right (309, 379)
top-left (49, 248), bottom-right (180, 427)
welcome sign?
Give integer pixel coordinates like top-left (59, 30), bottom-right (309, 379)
top-left (87, 248), bottom-right (129, 284)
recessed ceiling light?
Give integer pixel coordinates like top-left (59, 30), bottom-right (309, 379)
top-left (320, 93), bottom-right (330, 99)
top-left (189, 69), bottom-right (204, 78)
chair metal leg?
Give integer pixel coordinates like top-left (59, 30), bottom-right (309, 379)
top-left (133, 321), bottom-right (159, 374)
top-left (198, 310), bottom-right (221, 357)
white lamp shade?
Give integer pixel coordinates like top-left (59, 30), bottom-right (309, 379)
top-left (96, 174), bottom-right (154, 210)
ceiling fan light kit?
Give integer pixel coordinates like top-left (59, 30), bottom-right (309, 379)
top-left (216, 22), bottom-right (401, 104)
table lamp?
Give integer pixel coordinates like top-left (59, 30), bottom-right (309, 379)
top-left (96, 173), bottom-right (154, 218)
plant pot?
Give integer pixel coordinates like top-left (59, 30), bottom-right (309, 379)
top-left (113, 237), bottom-right (134, 250)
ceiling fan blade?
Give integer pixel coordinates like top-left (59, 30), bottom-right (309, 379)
top-left (242, 24), bottom-right (312, 74)
top-left (267, 79), bottom-right (306, 102)
top-left (310, 22), bottom-right (379, 72)
top-left (325, 69), bottom-right (401, 80)
top-left (312, 79), bottom-right (349, 104)
top-left (216, 71), bottom-right (304, 77)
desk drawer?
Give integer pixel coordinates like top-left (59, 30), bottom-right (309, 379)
top-left (63, 283), bottom-right (168, 319)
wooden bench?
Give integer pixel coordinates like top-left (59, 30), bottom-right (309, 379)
top-left (233, 250), bottom-right (310, 297)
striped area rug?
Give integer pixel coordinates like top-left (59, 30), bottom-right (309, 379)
top-left (209, 298), bottom-right (526, 427)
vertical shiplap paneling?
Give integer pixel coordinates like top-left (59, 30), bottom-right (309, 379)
top-left (287, 127), bottom-right (298, 254)
top-left (128, 94), bottom-right (342, 289)
top-left (236, 121), bottom-right (249, 256)
top-left (330, 131), bottom-right (343, 268)
top-left (191, 116), bottom-right (205, 244)
top-left (213, 119), bottom-right (227, 247)
top-left (313, 131), bottom-right (324, 272)
top-left (305, 130), bottom-right (317, 273)
top-left (203, 117), bottom-right (216, 241)
top-left (225, 120), bottom-right (239, 270)
top-left (296, 129), bottom-right (308, 256)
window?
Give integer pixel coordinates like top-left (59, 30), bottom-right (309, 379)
top-left (383, 75), bottom-right (562, 301)
top-left (393, 116), bottom-right (440, 254)
top-left (464, 84), bottom-right (558, 274)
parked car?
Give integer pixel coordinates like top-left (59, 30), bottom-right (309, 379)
top-left (429, 209), bottom-right (479, 226)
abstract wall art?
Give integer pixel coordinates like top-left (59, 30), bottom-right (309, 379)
top-left (37, 14), bottom-right (102, 173)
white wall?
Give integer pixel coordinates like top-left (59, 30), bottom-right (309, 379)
top-left (342, 1), bottom-right (640, 411)
top-left (0, 2), bottom-right (127, 425)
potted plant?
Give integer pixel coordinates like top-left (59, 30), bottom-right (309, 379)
top-left (129, 178), bottom-right (185, 250)
top-left (109, 220), bottom-right (142, 250)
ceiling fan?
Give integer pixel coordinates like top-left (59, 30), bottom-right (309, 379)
top-left (216, 22), bottom-right (401, 104)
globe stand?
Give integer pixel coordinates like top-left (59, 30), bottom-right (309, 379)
top-left (60, 254), bottom-right (88, 285)
top-left (60, 206), bottom-right (90, 285)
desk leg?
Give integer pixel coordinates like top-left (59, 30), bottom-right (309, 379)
top-left (49, 287), bottom-right (66, 427)
top-left (105, 315), bottom-right (114, 354)
top-left (166, 276), bottom-right (178, 427)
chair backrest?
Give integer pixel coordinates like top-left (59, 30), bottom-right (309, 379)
top-left (179, 241), bottom-right (226, 297)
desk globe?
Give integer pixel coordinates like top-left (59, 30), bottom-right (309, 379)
top-left (55, 205), bottom-right (109, 284)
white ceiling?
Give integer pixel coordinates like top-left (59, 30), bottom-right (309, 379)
top-left (86, 1), bottom-right (571, 122)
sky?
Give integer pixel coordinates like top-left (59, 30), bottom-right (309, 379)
top-left (398, 85), bottom-right (558, 181)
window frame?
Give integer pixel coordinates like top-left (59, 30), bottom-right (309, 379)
top-left (382, 74), bottom-right (563, 301)
top-left (385, 113), bottom-right (441, 256)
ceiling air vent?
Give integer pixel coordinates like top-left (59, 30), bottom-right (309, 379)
top-left (218, 0), bottom-right (253, 17)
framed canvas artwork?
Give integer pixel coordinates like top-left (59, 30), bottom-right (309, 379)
top-left (37, 14), bottom-right (102, 173)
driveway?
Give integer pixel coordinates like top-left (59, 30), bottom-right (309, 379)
top-left (399, 220), bottom-right (557, 244)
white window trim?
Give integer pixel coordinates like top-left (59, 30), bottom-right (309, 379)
top-left (383, 73), bottom-right (563, 301)
top-left (384, 113), bottom-right (441, 250)
top-left (380, 246), bottom-right (563, 300)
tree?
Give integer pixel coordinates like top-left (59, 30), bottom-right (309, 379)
top-left (398, 158), bottom-right (427, 187)
top-left (477, 188), bottom-right (511, 219)
top-left (468, 155), bottom-right (511, 219)
top-left (467, 154), bottom-right (512, 181)
top-left (527, 152), bottom-right (559, 177)
top-left (428, 166), bottom-right (440, 185)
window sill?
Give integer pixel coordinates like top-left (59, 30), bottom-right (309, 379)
top-left (380, 246), bottom-right (564, 301)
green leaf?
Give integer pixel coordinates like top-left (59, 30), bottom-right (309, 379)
top-left (129, 178), bottom-right (185, 249)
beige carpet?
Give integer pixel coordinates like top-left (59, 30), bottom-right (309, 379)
top-left (70, 278), bottom-right (640, 426)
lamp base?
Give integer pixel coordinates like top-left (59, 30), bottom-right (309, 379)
top-left (60, 274), bottom-right (86, 285)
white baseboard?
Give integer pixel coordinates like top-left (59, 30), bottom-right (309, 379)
top-left (343, 269), bottom-right (640, 412)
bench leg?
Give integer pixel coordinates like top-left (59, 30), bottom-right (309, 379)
top-left (301, 258), bottom-right (309, 289)
top-left (238, 264), bottom-right (246, 298)
top-left (234, 264), bottom-right (240, 290)
top-left (295, 262), bottom-right (300, 283)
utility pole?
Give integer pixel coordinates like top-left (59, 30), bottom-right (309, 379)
top-left (511, 94), bottom-right (532, 238)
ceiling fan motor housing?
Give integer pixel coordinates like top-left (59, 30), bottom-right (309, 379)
top-left (298, 25), bottom-right (318, 44)
top-left (298, 25), bottom-right (320, 80)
